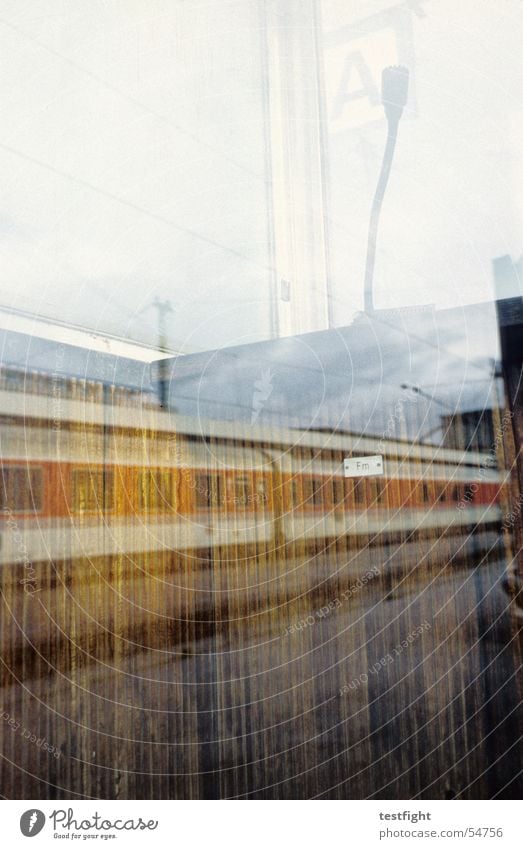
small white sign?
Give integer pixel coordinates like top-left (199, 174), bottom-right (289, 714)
top-left (344, 455), bottom-right (384, 477)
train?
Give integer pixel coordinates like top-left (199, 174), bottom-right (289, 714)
top-left (0, 353), bottom-right (520, 802)
top-left (0, 364), bottom-right (507, 570)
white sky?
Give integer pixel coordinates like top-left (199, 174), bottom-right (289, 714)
top-left (0, 0), bottom-right (522, 355)
top-left (0, 0), bottom-right (270, 353)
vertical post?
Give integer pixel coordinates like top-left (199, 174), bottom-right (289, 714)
top-left (493, 256), bottom-right (523, 611)
top-left (150, 298), bottom-right (172, 409)
top-left (260, 0), bottom-right (331, 338)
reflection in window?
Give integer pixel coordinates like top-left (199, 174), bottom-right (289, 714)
top-left (463, 484), bottom-right (476, 504)
top-left (194, 473), bottom-right (224, 509)
top-left (376, 480), bottom-right (387, 504)
top-left (304, 478), bottom-right (324, 506)
top-left (256, 478), bottom-right (268, 503)
top-left (195, 473), bottom-right (212, 509)
top-left (0, 466), bottom-right (43, 513)
top-left (333, 479), bottom-right (345, 506)
top-left (353, 479), bottom-right (366, 505)
top-left (72, 469), bottom-right (114, 513)
top-left (138, 469), bottom-right (176, 512)
top-left (291, 479), bottom-right (301, 505)
top-left (235, 476), bottom-right (251, 507)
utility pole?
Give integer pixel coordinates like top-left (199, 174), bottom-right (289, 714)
top-left (144, 298), bottom-right (173, 409)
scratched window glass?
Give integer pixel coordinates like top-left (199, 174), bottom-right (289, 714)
top-left (0, 0), bottom-right (522, 801)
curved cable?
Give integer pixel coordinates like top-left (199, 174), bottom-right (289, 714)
top-left (363, 66), bottom-right (409, 313)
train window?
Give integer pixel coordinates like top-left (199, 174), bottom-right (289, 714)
top-left (0, 465), bottom-right (43, 512)
top-left (302, 479), bottom-right (312, 504)
top-left (291, 479), bottom-right (300, 505)
top-left (463, 484), bottom-right (476, 503)
top-left (214, 476), bottom-right (225, 507)
top-left (138, 469), bottom-right (176, 511)
top-left (332, 479), bottom-right (345, 505)
top-left (194, 473), bottom-right (212, 509)
top-left (314, 479), bottom-right (324, 505)
top-left (234, 475), bottom-right (251, 507)
top-left (256, 478), bottom-right (268, 504)
top-left (452, 485), bottom-right (461, 502)
top-left (353, 479), bottom-right (366, 505)
top-left (304, 478), bottom-right (324, 506)
top-left (194, 473), bottom-right (224, 509)
top-left (422, 483), bottom-right (430, 502)
top-left (72, 469), bottom-right (114, 512)
top-left (376, 480), bottom-right (387, 503)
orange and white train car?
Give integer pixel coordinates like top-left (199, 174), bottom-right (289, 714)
top-left (0, 384), bottom-right (507, 568)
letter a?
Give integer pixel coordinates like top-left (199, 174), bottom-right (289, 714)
top-left (331, 51), bottom-right (380, 121)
